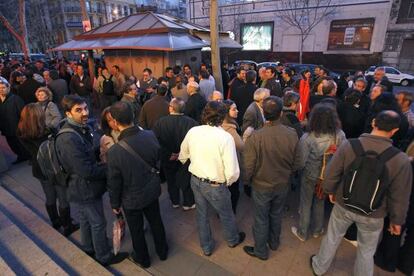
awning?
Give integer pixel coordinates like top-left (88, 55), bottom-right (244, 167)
top-left (194, 32), bottom-right (242, 49)
top-left (52, 32), bottom-right (208, 52)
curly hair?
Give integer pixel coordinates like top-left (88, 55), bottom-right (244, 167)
top-left (307, 103), bottom-right (341, 136)
top-left (201, 101), bottom-right (227, 126)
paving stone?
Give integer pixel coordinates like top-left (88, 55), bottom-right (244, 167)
top-left (0, 255), bottom-right (16, 276)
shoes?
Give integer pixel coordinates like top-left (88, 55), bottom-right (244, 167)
top-left (84, 250), bottom-right (95, 258)
top-left (101, 252), bottom-right (128, 267)
top-left (228, 232), bottom-right (246, 248)
top-left (172, 204), bottom-right (180, 209)
top-left (243, 246), bottom-right (268, 260)
top-left (343, 237), bottom-right (358, 247)
top-left (158, 246), bottom-right (169, 261)
top-left (310, 255), bottom-right (318, 276)
top-left (63, 222), bottom-right (80, 237)
top-left (312, 230), bottom-right (324, 239)
top-left (183, 204), bottom-right (196, 211)
top-left (203, 251), bottom-right (212, 257)
top-left (127, 255), bottom-right (151, 268)
top-left (291, 226), bottom-right (306, 242)
top-left (268, 243), bottom-right (279, 251)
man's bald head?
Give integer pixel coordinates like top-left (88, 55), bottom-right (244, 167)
top-left (373, 110), bottom-right (400, 132)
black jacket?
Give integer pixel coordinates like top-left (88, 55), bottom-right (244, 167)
top-left (17, 78), bottom-right (43, 104)
top-left (230, 82), bottom-right (256, 126)
top-left (69, 74), bottom-right (92, 97)
top-left (343, 88), bottom-right (370, 114)
top-left (337, 102), bottom-right (365, 138)
top-left (19, 133), bottom-right (49, 180)
top-left (0, 93), bottom-right (25, 136)
top-left (264, 77), bottom-right (283, 97)
top-left (367, 76), bottom-right (394, 93)
top-left (152, 114), bottom-right (198, 162)
top-left (184, 93), bottom-right (207, 123)
top-left (280, 109), bottom-right (303, 138)
top-left (107, 126), bottom-right (161, 210)
top-left (56, 121), bottom-right (106, 202)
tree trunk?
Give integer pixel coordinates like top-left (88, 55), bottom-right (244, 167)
top-left (210, 0), bottom-right (223, 93)
top-left (299, 34), bottom-right (305, 64)
top-left (19, 0), bottom-right (29, 59)
top-left (0, 0), bottom-right (30, 59)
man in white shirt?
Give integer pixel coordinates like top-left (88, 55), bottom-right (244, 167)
top-left (179, 101), bottom-right (245, 256)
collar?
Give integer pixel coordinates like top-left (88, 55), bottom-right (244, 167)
top-left (66, 118), bottom-right (91, 135)
top-left (118, 125), bottom-right (140, 141)
top-left (265, 120), bottom-right (282, 127)
top-left (170, 113), bottom-right (184, 116)
top-left (360, 133), bottom-right (393, 144)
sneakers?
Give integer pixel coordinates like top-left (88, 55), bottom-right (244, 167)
top-left (228, 232), bottom-right (246, 248)
top-left (172, 204), bottom-right (180, 209)
top-left (291, 226), bottom-right (306, 242)
top-left (344, 237), bottom-right (358, 247)
top-left (243, 246), bottom-right (268, 260)
top-left (310, 255), bottom-right (319, 276)
top-left (183, 204), bottom-right (196, 211)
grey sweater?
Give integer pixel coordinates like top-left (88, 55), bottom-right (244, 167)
top-left (323, 133), bottom-right (413, 225)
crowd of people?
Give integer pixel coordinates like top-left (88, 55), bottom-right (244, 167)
top-left (0, 56), bottom-right (413, 275)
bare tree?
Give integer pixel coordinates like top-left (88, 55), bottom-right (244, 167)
top-left (278, 0), bottom-right (337, 63)
top-left (0, 0), bottom-right (29, 58)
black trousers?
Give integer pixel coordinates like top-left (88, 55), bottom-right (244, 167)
top-left (123, 199), bottom-right (168, 264)
top-left (228, 180), bottom-right (240, 214)
top-left (5, 135), bottom-right (29, 160)
top-left (163, 160), bottom-right (194, 207)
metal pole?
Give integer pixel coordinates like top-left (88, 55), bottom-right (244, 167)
top-left (80, 0), bottom-right (95, 81)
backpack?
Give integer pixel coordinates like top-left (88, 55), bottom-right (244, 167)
top-left (315, 137), bottom-right (338, 199)
top-left (37, 129), bottom-right (83, 187)
top-left (342, 139), bottom-right (400, 215)
top-left (102, 75), bottom-right (115, 96)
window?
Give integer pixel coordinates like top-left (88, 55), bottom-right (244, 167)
top-left (409, 1), bottom-right (414, 18)
top-left (385, 67), bottom-right (400, 75)
top-left (124, 6), bottom-right (128, 16)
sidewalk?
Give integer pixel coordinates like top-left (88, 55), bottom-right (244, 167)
top-left (0, 137), bottom-right (404, 276)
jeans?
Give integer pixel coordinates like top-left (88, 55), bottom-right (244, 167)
top-left (297, 176), bottom-right (324, 239)
top-left (124, 199), bottom-right (168, 264)
top-left (39, 179), bottom-right (69, 208)
top-left (252, 185), bottom-right (289, 259)
top-left (163, 160), bottom-right (194, 207)
top-left (190, 176), bottom-right (239, 254)
top-left (312, 204), bottom-right (383, 276)
top-left (75, 198), bottom-right (111, 263)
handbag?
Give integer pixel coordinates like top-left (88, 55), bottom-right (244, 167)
top-left (315, 137), bottom-right (338, 200)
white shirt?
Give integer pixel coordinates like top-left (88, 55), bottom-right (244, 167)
top-left (179, 125), bottom-right (240, 185)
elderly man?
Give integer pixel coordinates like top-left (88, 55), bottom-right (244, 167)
top-left (184, 81), bottom-right (207, 123)
top-left (343, 78), bottom-right (370, 114)
top-left (242, 88), bottom-right (270, 139)
top-left (396, 91), bottom-right (414, 128)
top-left (210, 91), bottom-right (223, 102)
top-left (153, 98), bottom-right (198, 210)
top-left (179, 101), bottom-right (245, 256)
top-left (368, 67), bottom-right (393, 92)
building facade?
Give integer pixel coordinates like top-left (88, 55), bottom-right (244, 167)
top-left (188, 0), bottom-right (393, 70)
top-left (382, 0), bottom-right (414, 73)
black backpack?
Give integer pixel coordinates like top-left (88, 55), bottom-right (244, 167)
top-left (37, 129), bottom-right (83, 187)
top-left (342, 139), bottom-right (400, 215)
top-left (102, 75), bottom-right (115, 96)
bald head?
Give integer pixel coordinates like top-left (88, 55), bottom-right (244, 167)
top-left (210, 91), bottom-right (223, 102)
top-left (169, 97), bottom-right (185, 114)
top-left (372, 110), bottom-right (400, 135)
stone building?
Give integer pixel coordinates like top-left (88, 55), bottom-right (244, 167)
top-left (188, 0), bottom-right (394, 70)
top-left (382, 0), bottom-right (414, 73)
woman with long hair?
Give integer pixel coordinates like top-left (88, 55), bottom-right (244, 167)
top-left (35, 87), bottom-right (62, 130)
top-left (291, 103), bottom-right (346, 241)
top-left (99, 107), bottom-right (121, 163)
top-left (222, 99), bottom-right (244, 213)
top-left (297, 69), bottom-right (311, 122)
top-left (17, 103), bottom-right (78, 236)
